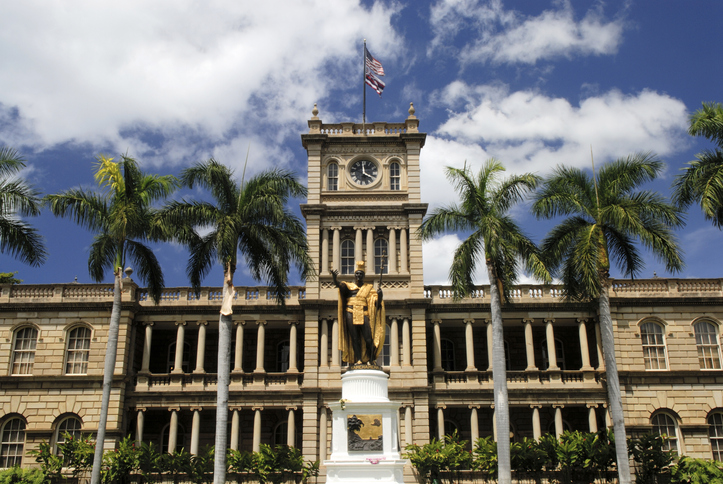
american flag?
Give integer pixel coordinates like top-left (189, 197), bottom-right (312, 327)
top-left (365, 46), bottom-right (385, 96)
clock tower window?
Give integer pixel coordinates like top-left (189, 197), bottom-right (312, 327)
top-left (341, 240), bottom-right (355, 274)
top-left (390, 162), bottom-right (401, 190)
top-left (327, 163), bottom-right (339, 191)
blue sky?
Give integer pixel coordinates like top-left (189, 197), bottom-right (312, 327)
top-left (1, 0), bottom-right (721, 288)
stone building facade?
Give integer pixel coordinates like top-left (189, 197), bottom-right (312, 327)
top-left (2, 106), bottom-right (723, 472)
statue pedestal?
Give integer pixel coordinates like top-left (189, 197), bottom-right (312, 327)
top-left (325, 369), bottom-right (407, 484)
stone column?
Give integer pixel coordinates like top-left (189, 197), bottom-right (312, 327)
top-left (545, 319), bottom-right (559, 370)
top-left (404, 406), bottom-right (413, 446)
top-left (194, 321), bottom-right (208, 373)
top-left (190, 408), bottom-right (201, 455)
top-left (253, 407), bottom-right (263, 452)
top-left (140, 323), bottom-right (153, 373)
top-left (400, 228), bottom-right (408, 273)
top-left (595, 321), bottom-right (605, 370)
top-left (388, 227), bottom-right (397, 273)
top-left (255, 321), bottom-right (266, 373)
top-left (331, 319), bottom-right (340, 366)
top-left (234, 321), bottom-right (245, 372)
top-left (402, 317), bottom-right (411, 367)
top-left (230, 409), bottom-right (240, 451)
top-left (319, 407), bottom-right (328, 461)
top-left (578, 319), bottom-right (593, 370)
top-left (470, 406), bottom-right (480, 443)
top-left (288, 321), bottom-right (298, 372)
top-left (390, 317), bottom-right (400, 367)
top-left (320, 318), bottom-right (329, 368)
top-left (588, 405), bottom-right (598, 433)
top-left (355, 227), bottom-right (363, 262)
top-left (437, 406), bottom-right (445, 440)
top-left (532, 406), bottom-right (541, 440)
top-left (332, 228), bottom-right (341, 271)
top-left (366, 227), bottom-right (374, 272)
top-left (486, 320), bottom-right (494, 370)
top-left (432, 320), bottom-right (443, 371)
top-left (321, 229), bottom-right (329, 275)
top-left (172, 322), bottom-right (186, 373)
top-left (464, 319), bottom-right (476, 371)
top-left (287, 407), bottom-right (296, 447)
top-left (523, 319), bottom-right (537, 370)
top-left (168, 408), bottom-right (179, 453)
top-left (554, 406), bottom-right (564, 438)
top-left (136, 408), bottom-right (145, 444)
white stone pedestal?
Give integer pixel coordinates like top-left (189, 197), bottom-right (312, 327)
top-left (325, 369), bottom-right (407, 484)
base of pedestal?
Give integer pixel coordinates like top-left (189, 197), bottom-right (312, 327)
top-left (325, 459), bottom-right (406, 484)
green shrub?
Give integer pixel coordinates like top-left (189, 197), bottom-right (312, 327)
top-left (0, 467), bottom-right (46, 484)
top-left (629, 432), bottom-right (675, 484)
top-left (672, 456), bottom-right (723, 484)
top-left (404, 432), bottom-right (472, 484)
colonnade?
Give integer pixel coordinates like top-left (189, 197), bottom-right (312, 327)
top-left (318, 316), bottom-right (413, 366)
top-left (135, 406), bottom-right (298, 454)
top-left (320, 226), bottom-right (408, 275)
top-left (431, 318), bottom-right (605, 372)
top-left (139, 320), bottom-right (299, 374)
top-left (436, 404), bottom-right (610, 443)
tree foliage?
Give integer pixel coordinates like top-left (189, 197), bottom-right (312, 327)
top-left (0, 147), bottom-right (46, 267)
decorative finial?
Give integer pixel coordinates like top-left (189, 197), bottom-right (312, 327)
top-left (409, 102), bottom-right (415, 117)
top-left (124, 267), bottom-right (133, 279)
top-left (312, 103), bottom-right (319, 118)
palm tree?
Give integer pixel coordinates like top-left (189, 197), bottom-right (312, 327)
top-left (418, 160), bottom-right (549, 484)
top-left (672, 102), bottom-right (723, 226)
top-left (532, 153), bottom-right (684, 484)
top-left (161, 159), bottom-right (312, 484)
top-left (46, 155), bottom-right (178, 484)
top-left (0, 147), bottom-right (47, 266)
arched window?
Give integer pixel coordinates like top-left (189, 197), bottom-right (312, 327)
top-left (442, 419), bottom-right (459, 437)
top-left (709, 412), bottom-right (723, 461)
top-left (166, 341), bottom-right (191, 373)
top-left (541, 338), bottom-right (566, 370)
top-left (641, 322), bottom-right (667, 370)
top-left (441, 338), bottom-right (455, 371)
top-left (374, 238), bottom-right (388, 274)
top-left (0, 418), bottom-right (26, 467)
top-left (274, 421), bottom-right (288, 446)
top-left (327, 163), bottom-right (339, 191)
top-left (390, 162), bottom-right (401, 190)
top-left (694, 321), bottom-right (721, 369)
top-left (277, 340), bottom-right (290, 372)
top-left (341, 240), bottom-right (355, 275)
top-left (11, 326), bottom-right (38, 375)
top-left (55, 416), bottom-right (82, 454)
top-left (65, 326), bottom-right (91, 375)
top-left (160, 423), bottom-right (185, 454)
top-left (651, 412), bottom-right (679, 452)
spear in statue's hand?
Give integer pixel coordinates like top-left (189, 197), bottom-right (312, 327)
top-left (378, 250), bottom-right (387, 289)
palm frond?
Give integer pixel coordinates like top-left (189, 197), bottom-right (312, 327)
top-left (88, 233), bottom-right (118, 282)
top-left (0, 217), bottom-right (47, 266)
top-left (126, 240), bottom-right (165, 304)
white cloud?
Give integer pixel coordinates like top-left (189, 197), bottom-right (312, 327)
top-left (0, 1), bottom-right (402, 167)
top-left (429, 0), bottom-right (625, 65)
top-left (434, 82), bottom-right (688, 177)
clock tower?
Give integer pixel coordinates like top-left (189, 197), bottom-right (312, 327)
top-left (300, 103), bottom-right (427, 301)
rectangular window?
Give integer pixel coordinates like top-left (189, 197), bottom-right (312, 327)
top-left (695, 321), bottom-right (721, 369)
top-left (641, 322), bottom-right (667, 370)
top-left (11, 327), bottom-right (38, 375)
top-left (341, 240), bottom-right (354, 275)
top-left (390, 162), bottom-right (400, 190)
top-left (65, 327), bottom-right (91, 375)
top-left (327, 163), bottom-right (338, 191)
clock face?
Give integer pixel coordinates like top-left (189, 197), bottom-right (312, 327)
top-left (349, 160), bottom-right (379, 186)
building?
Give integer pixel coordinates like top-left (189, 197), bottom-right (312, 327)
top-left (2, 105), bottom-right (723, 473)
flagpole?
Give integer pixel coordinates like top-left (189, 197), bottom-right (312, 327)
top-left (362, 39), bottom-right (367, 134)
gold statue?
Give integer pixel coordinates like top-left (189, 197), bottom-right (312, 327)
top-left (332, 261), bottom-right (386, 365)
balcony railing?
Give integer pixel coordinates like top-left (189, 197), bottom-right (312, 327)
top-left (432, 369), bottom-right (600, 386)
top-left (2, 278), bottom-right (721, 306)
top-left (133, 371), bottom-right (302, 391)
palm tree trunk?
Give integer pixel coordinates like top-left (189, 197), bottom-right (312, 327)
top-left (599, 283), bottom-right (632, 484)
top-left (90, 269), bottom-right (123, 484)
top-left (214, 273), bottom-right (234, 484)
top-left (487, 264), bottom-right (511, 484)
